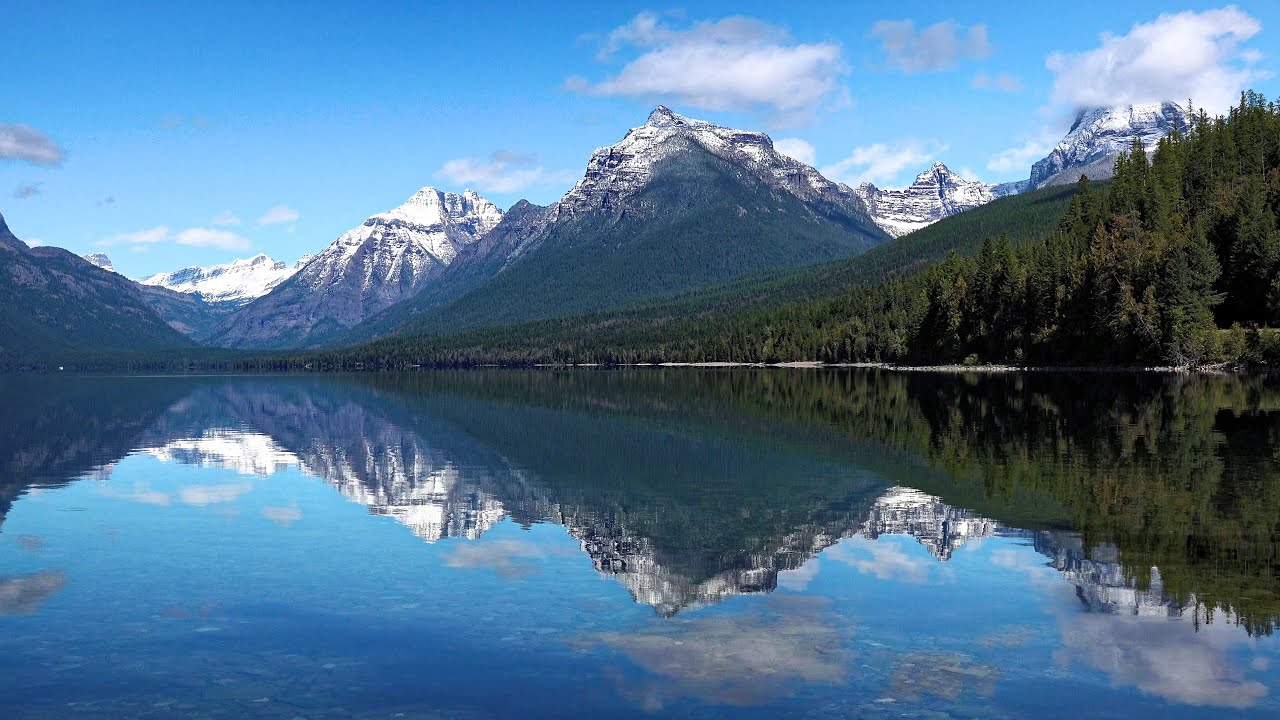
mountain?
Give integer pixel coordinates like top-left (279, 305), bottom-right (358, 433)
top-left (1029, 102), bottom-right (1189, 188)
top-left (83, 253), bottom-right (115, 272)
top-left (0, 211), bottom-right (193, 363)
top-left (852, 162), bottom-right (1027, 238)
top-left (210, 188), bottom-right (503, 349)
top-left (140, 253), bottom-right (302, 306)
top-left (347, 106), bottom-right (889, 342)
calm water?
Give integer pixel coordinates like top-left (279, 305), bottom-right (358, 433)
top-left (1, 370), bottom-right (1278, 719)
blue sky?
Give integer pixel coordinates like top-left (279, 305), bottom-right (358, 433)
top-left (1, 1), bottom-right (1276, 277)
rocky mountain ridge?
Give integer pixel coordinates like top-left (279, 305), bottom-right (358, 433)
top-left (208, 187), bottom-right (503, 349)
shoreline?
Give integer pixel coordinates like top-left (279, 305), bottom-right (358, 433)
top-left (531, 361), bottom-right (1235, 374)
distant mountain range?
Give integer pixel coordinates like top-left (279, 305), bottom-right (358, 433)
top-left (0, 101), bottom-right (1193, 360)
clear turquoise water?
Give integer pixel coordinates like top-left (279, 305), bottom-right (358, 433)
top-left (1, 371), bottom-right (1277, 719)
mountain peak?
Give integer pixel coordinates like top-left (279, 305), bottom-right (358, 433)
top-left (646, 105), bottom-right (684, 127)
top-left (1031, 101), bottom-right (1188, 188)
top-left (83, 252), bottom-right (115, 272)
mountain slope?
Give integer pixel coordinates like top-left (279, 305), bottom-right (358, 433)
top-left (345, 106), bottom-right (889, 343)
top-left (211, 188), bottom-right (502, 349)
top-left (140, 254), bottom-right (303, 306)
top-left (853, 162), bottom-right (1026, 237)
top-left (1029, 102), bottom-right (1189, 188)
top-left (0, 212), bottom-right (193, 363)
top-left (283, 181), bottom-right (1080, 367)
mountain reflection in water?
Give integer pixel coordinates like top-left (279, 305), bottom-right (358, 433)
top-left (0, 369), bottom-right (1277, 718)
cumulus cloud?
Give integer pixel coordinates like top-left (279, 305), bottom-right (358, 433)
top-left (210, 210), bottom-right (241, 227)
top-left (872, 19), bottom-right (991, 73)
top-left (13, 183), bottom-right (41, 200)
top-left (773, 137), bottom-right (816, 165)
top-left (972, 72), bottom-right (1022, 92)
top-left (0, 124), bottom-right (65, 166)
top-left (1046, 7), bottom-right (1265, 113)
top-left (99, 225), bottom-right (250, 251)
top-left (257, 204), bottom-right (299, 225)
top-left (437, 150), bottom-right (576, 194)
top-left (821, 139), bottom-right (945, 188)
top-left (567, 12), bottom-right (847, 124)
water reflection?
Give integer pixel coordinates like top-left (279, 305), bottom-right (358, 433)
top-left (0, 370), bottom-right (1278, 716)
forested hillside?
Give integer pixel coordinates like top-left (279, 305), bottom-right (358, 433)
top-left (281, 93), bottom-right (1280, 369)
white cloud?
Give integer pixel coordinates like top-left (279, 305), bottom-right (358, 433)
top-left (0, 124), bottom-right (65, 166)
top-left (568, 12), bottom-right (847, 124)
top-left (986, 128), bottom-right (1060, 174)
top-left (774, 137), bottom-right (816, 165)
top-left (821, 139), bottom-right (944, 188)
top-left (826, 536), bottom-right (936, 584)
top-left (1046, 7), bottom-right (1265, 113)
top-left (99, 225), bottom-right (249, 251)
top-left (257, 204), bottom-right (299, 225)
top-left (25, 237), bottom-right (44, 247)
top-left (174, 227), bottom-right (250, 251)
top-left (210, 210), bottom-right (241, 227)
top-left (437, 150), bottom-right (576, 194)
top-left (972, 72), bottom-right (1022, 92)
top-left (872, 19), bottom-right (991, 73)
top-left (104, 226), bottom-right (170, 246)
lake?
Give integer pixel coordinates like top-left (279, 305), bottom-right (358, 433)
top-left (1, 369), bottom-right (1277, 719)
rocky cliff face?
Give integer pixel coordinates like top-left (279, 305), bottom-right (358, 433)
top-left (83, 253), bottom-right (115, 272)
top-left (209, 188), bottom-right (503, 349)
top-left (1029, 102), bottom-right (1189, 188)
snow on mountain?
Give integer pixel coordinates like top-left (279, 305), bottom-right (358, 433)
top-left (550, 105), bottom-right (870, 226)
top-left (451, 105), bottom-right (881, 277)
top-left (307, 187), bottom-right (502, 289)
top-left (140, 254), bottom-right (302, 306)
top-left (82, 253), bottom-right (115, 272)
top-left (1029, 102), bottom-right (1189, 188)
top-left (210, 187), bottom-right (503, 348)
top-left (853, 163), bottom-right (1010, 238)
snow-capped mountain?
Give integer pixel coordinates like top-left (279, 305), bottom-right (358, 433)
top-left (140, 254), bottom-right (302, 306)
top-left (1029, 102), bottom-right (1189, 188)
top-left (351, 106), bottom-right (889, 341)
top-left (210, 187), bottom-right (502, 348)
top-left (853, 163), bottom-right (1025, 238)
top-left (83, 252), bottom-right (115, 272)
top-left (551, 105), bottom-right (875, 226)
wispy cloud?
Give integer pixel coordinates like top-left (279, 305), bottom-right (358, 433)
top-left (972, 72), bottom-right (1022, 92)
top-left (1047, 7), bottom-right (1265, 113)
top-left (13, 183), bottom-right (41, 200)
top-left (0, 124), bottom-right (65, 166)
top-left (99, 225), bottom-right (250, 251)
top-left (437, 150), bottom-right (576, 194)
top-left (257, 205), bottom-right (299, 226)
top-left (986, 128), bottom-right (1060, 174)
top-left (774, 137), bottom-right (816, 165)
top-left (567, 12), bottom-right (848, 125)
top-left (872, 19), bottom-right (991, 73)
top-left (821, 139), bottom-right (945, 188)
